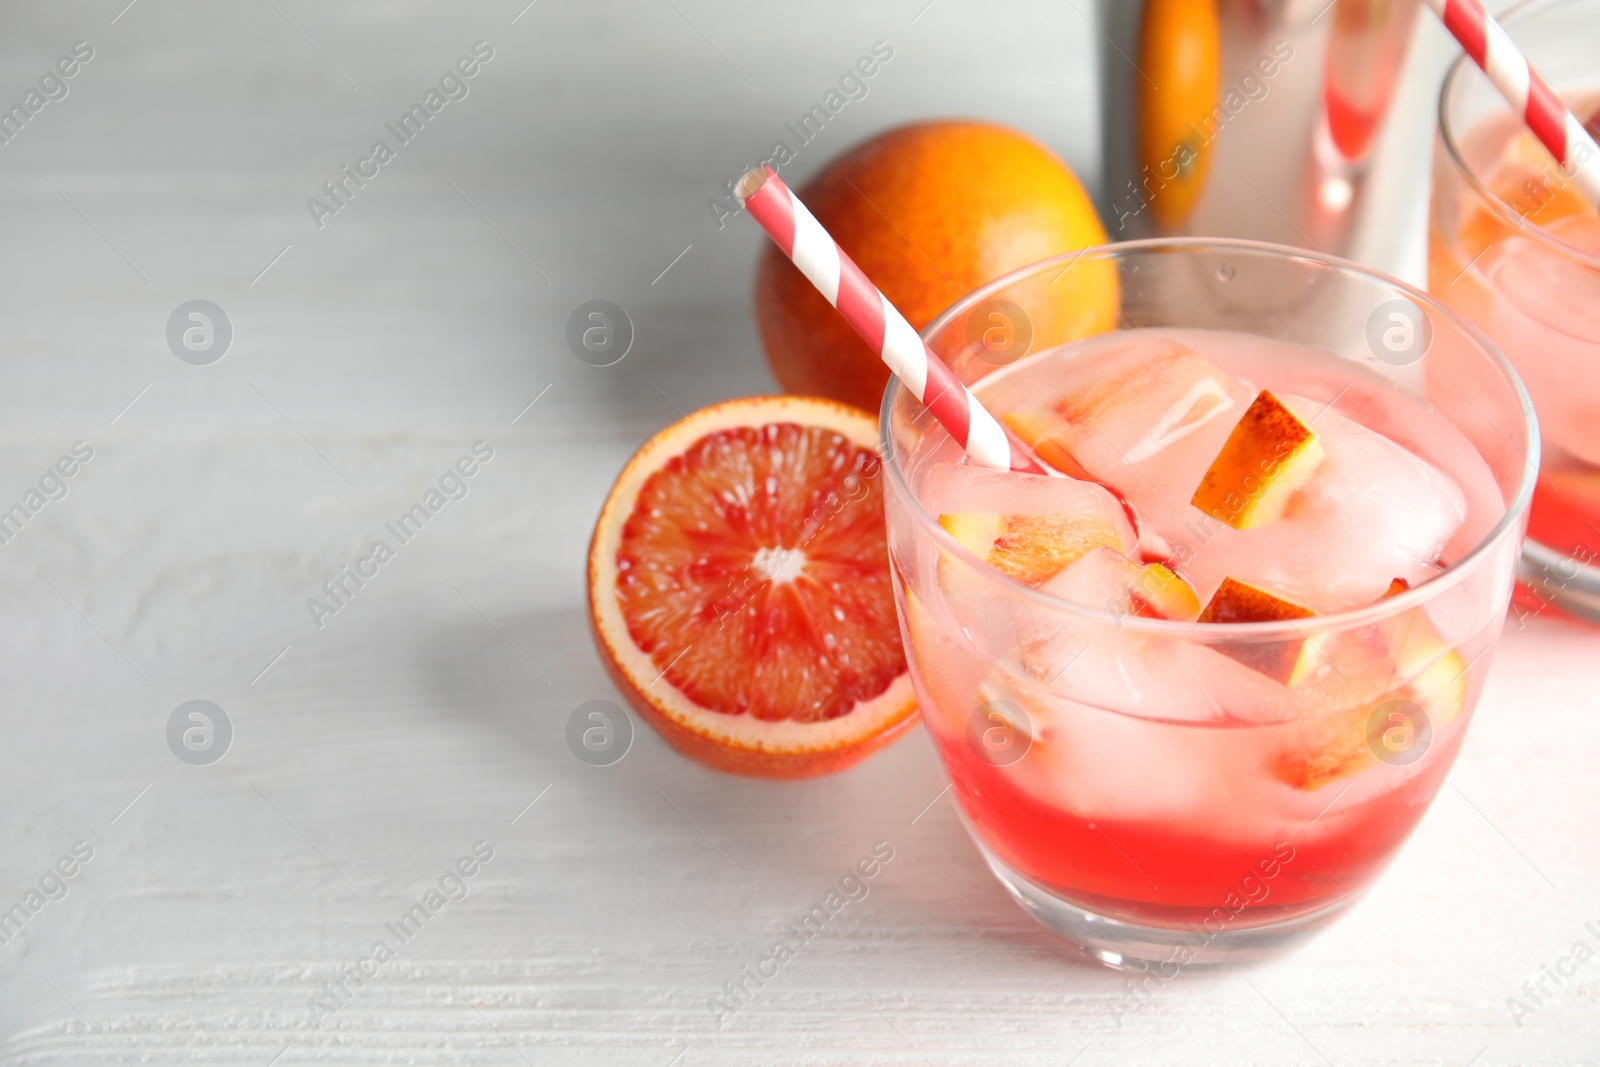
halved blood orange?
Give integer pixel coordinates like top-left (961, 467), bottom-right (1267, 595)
top-left (586, 395), bottom-right (917, 778)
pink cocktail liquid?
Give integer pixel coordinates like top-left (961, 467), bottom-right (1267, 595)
top-left (892, 328), bottom-right (1504, 928)
top-left (1429, 99), bottom-right (1600, 578)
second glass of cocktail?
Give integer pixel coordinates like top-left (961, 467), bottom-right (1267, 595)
top-left (882, 239), bottom-right (1535, 967)
top-left (1429, 0), bottom-right (1600, 620)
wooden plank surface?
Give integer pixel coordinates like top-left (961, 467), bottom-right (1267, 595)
top-left (0, 1), bottom-right (1594, 1063)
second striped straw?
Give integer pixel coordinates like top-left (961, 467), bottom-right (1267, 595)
top-left (1425, 0), bottom-right (1600, 207)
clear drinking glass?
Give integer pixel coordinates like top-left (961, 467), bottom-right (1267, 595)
top-left (1429, 0), bottom-right (1600, 620)
top-left (881, 239), bottom-right (1535, 968)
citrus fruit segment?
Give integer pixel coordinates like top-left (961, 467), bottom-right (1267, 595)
top-left (1019, 436), bottom-right (1096, 482)
top-left (1001, 340), bottom-right (1246, 480)
top-left (587, 395), bottom-right (917, 778)
top-left (1459, 124), bottom-right (1599, 258)
top-left (938, 509), bottom-right (1128, 588)
top-left (1127, 562), bottom-right (1201, 621)
top-left (1269, 617), bottom-right (1468, 792)
top-left (919, 461), bottom-right (1136, 590)
top-left (1190, 390), bottom-right (1323, 530)
top-left (1271, 709), bottom-right (1377, 793)
top-left (1197, 576), bottom-right (1322, 685)
top-left (1046, 546), bottom-right (1201, 621)
top-left (1384, 611), bottom-right (1469, 728)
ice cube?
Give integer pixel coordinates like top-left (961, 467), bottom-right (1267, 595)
top-left (1003, 335), bottom-right (1258, 517)
top-left (919, 462), bottom-right (1137, 586)
top-left (982, 635), bottom-right (1302, 833)
top-left (978, 673), bottom-right (1224, 824)
top-left (1005, 563), bottom-right (1222, 723)
top-left (1482, 216), bottom-right (1600, 465)
top-left (1171, 395), bottom-right (1468, 612)
top-left (1042, 545), bottom-right (1200, 621)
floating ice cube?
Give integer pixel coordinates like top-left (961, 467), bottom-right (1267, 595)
top-left (1483, 216), bottom-right (1600, 465)
top-left (919, 463), bottom-right (1135, 540)
top-left (1040, 545), bottom-right (1199, 621)
top-left (919, 461), bottom-right (1137, 586)
top-left (1173, 395), bottom-right (1468, 612)
top-left (1003, 336), bottom-right (1258, 519)
top-left (1004, 561), bottom-right (1226, 723)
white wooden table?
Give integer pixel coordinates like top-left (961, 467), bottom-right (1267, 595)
top-left (0, 1), bottom-right (1594, 1063)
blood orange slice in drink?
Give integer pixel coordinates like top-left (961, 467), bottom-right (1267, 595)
top-left (587, 395), bottom-right (917, 778)
top-left (1460, 121), bottom-right (1600, 258)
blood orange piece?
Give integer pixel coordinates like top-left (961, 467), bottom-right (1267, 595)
top-left (587, 395), bottom-right (917, 777)
top-left (1460, 124), bottom-right (1599, 257)
top-left (1197, 577), bottom-right (1321, 685)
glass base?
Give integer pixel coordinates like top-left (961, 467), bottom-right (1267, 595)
top-left (1520, 539), bottom-right (1600, 624)
top-left (970, 833), bottom-right (1361, 970)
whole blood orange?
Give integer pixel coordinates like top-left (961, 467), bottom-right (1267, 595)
top-left (755, 121), bottom-right (1114, 413)
top-left (587, 395), bottom-right (917, 777)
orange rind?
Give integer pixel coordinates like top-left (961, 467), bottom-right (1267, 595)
top-left (938, 509), bottom-right (1130, 588)
top-left (1191, 390), bottom-right (1323, 529)
top-left (587, 395), bottom-right (917, 778)
top-left (1197, 576), bottom-right (1323, 685)
top-left (1049, 546), bottom-right (1202, 622)
top-left (1269, 585), bottom-right (1470, 791)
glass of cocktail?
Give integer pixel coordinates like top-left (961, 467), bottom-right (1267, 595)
top-left (1429, 0), bottom-right (1600, 619)
top-left (881, 239), bottom-right (1535, 967)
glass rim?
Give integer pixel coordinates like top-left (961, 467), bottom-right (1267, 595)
top-left (879, 236), bottom-right (1540, 639)
top-left (1437, 0), bottom-right (1600, 271)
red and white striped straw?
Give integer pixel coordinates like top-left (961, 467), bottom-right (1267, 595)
top-left (1426, 0), bottom-right (1600, 207)
top-left (736, 167), bottom-right (1047, 475)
